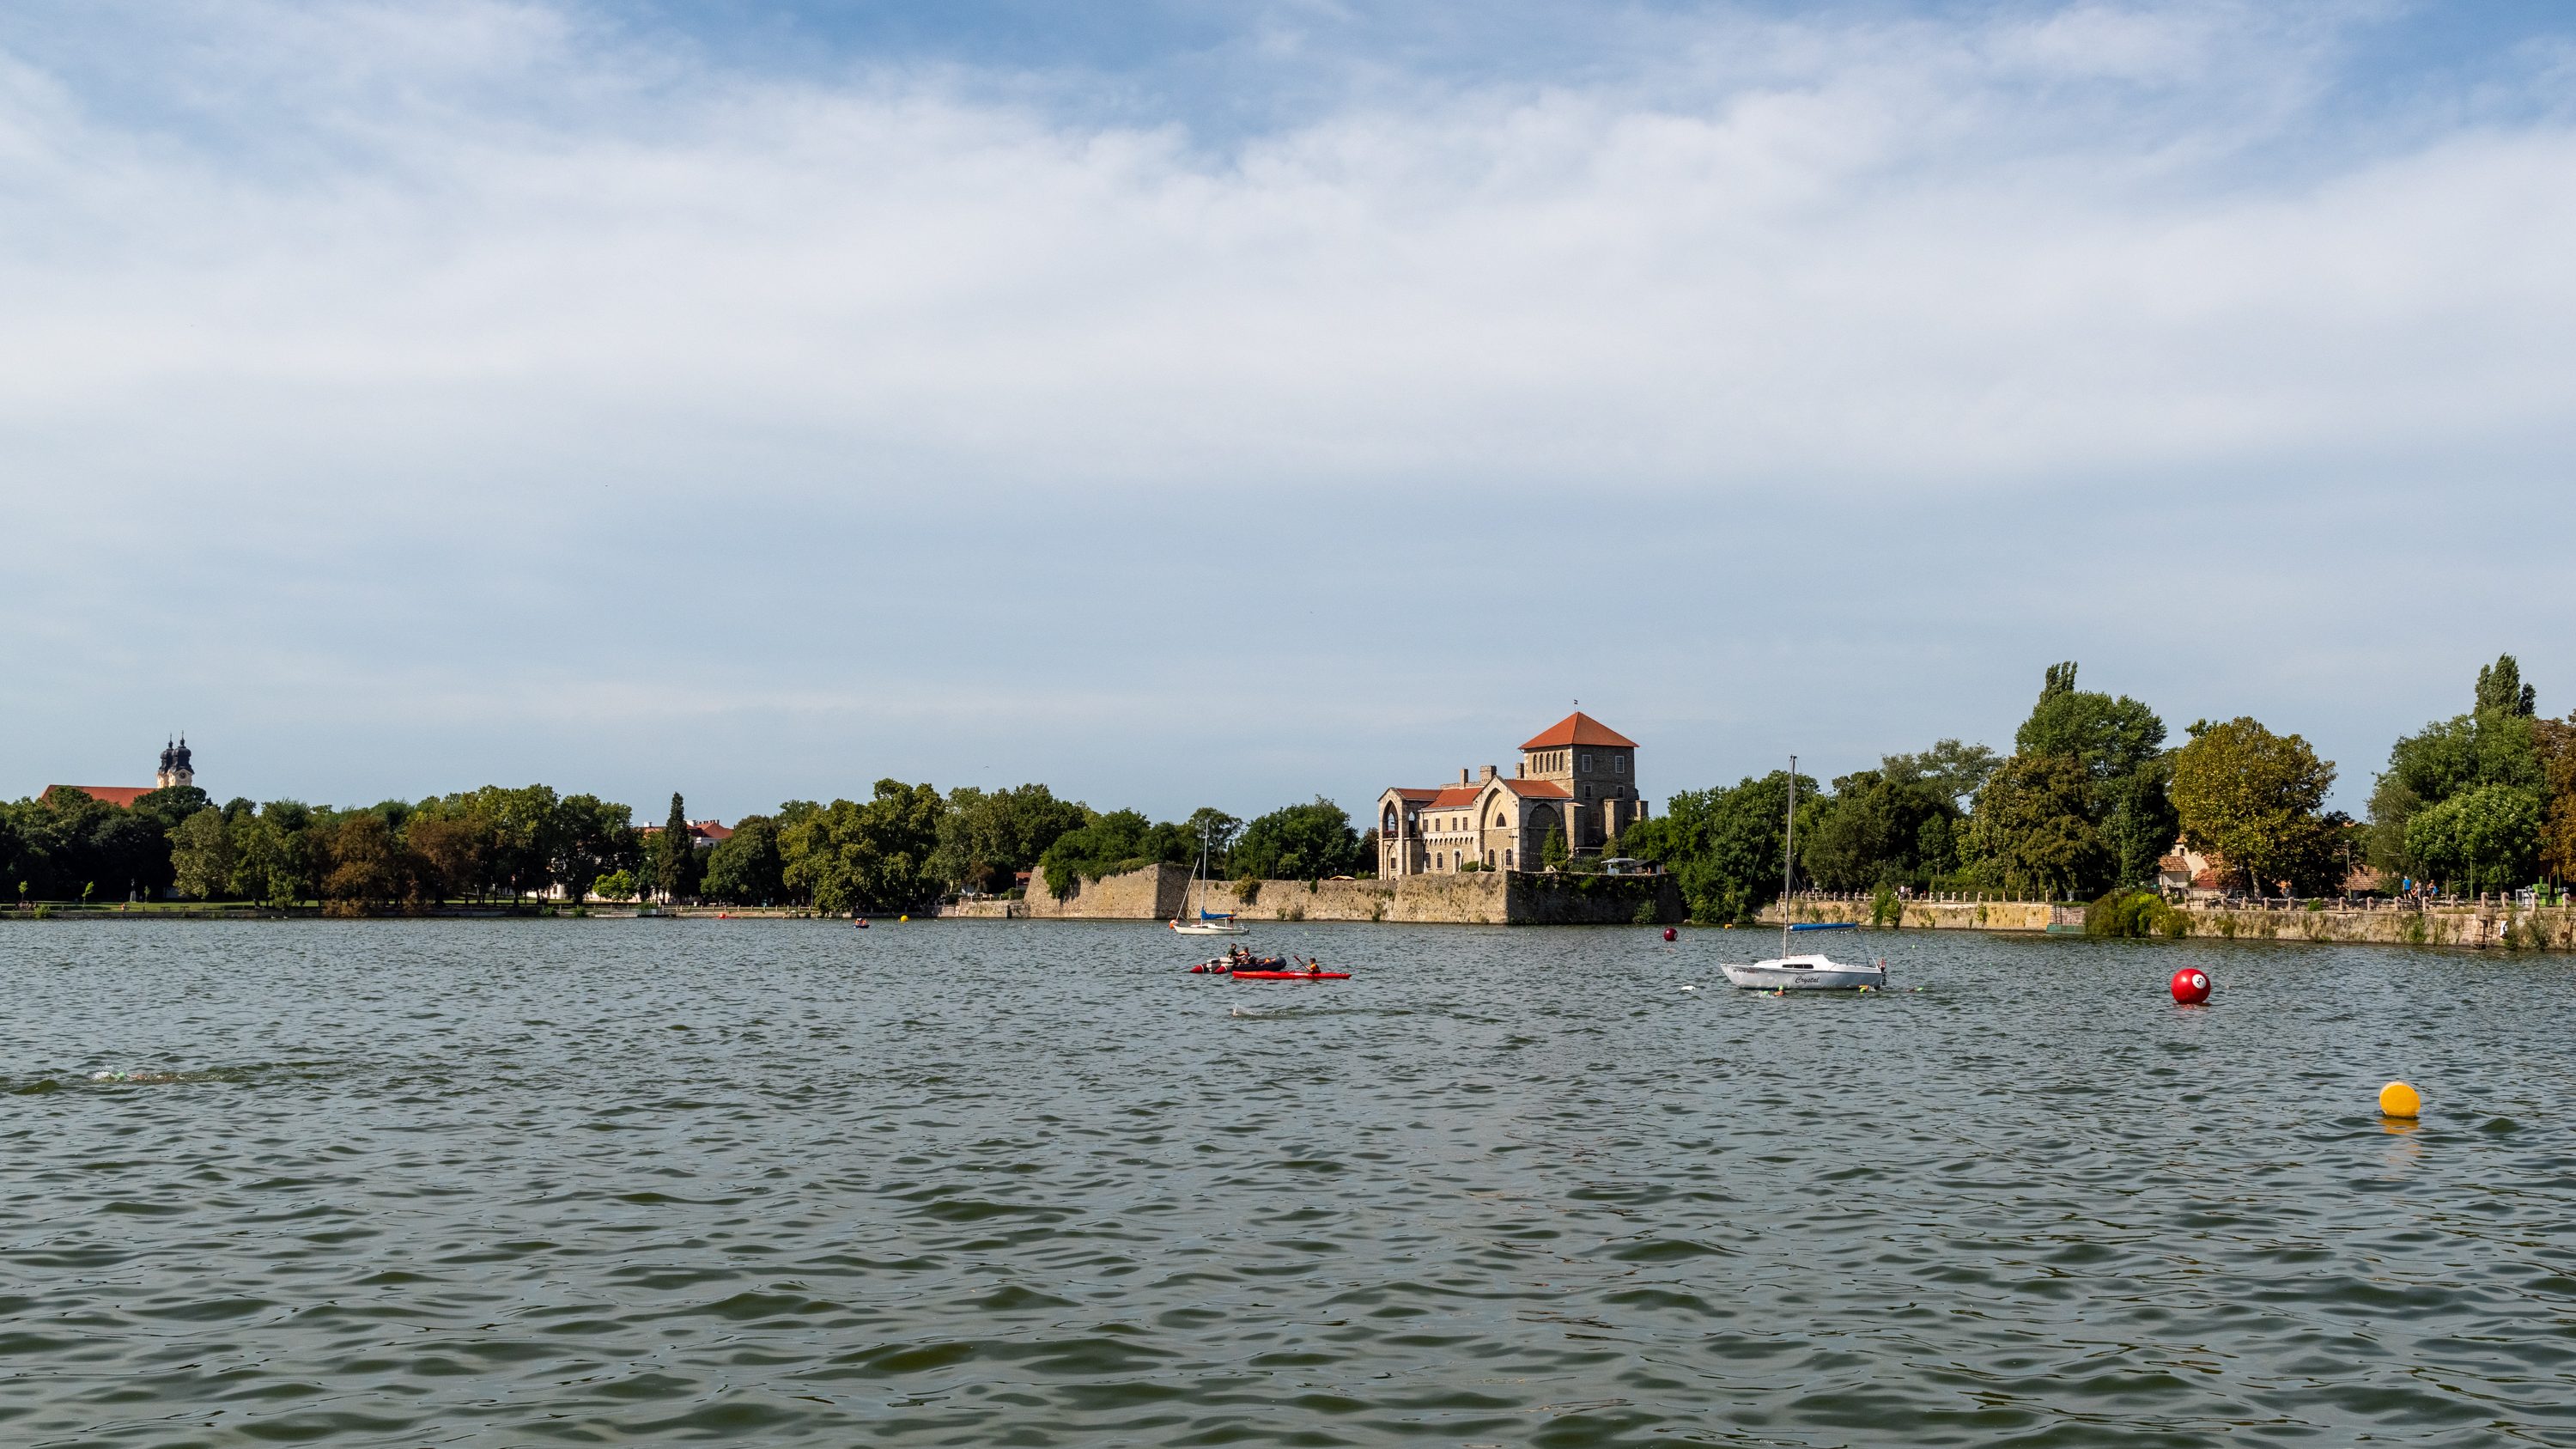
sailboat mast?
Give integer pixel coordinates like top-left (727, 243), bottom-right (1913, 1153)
top-left (1782, 755), bottom-right (1796, 959)
top-left (1192, 823), bottom-right (1207, 920)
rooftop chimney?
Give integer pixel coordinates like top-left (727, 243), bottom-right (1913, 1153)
top-left (1479, 764), bottom-right (1497, 783)
top-left (1460, 767), bottom-right (1471, 784)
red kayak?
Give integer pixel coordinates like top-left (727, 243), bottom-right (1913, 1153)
top-left (1230, 969), bottom-right (1350, 980)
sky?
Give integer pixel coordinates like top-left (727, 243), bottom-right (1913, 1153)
top-left (4, 0), bottom-right (2573, 825)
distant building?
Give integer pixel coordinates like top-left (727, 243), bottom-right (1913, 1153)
top-left (157, 736), bottom-right (195, 790)
top-left (2158, 841), bottom-right (2230, 898)
top-left (44, 738), bottom-right (197, 811)
top-left (639, 819), bottom-right (732, 849)
top-left (1376, 712), bottom-right (1649, 876)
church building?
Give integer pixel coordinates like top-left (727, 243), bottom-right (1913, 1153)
top-left (44, 737), bottom-right (195, 810)
top-left (1376, 713), bottom-right (1648, 876)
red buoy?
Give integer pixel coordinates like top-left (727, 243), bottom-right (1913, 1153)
top-left (2170, 967), bottom-right (2211, 1004)
top-left (1662, 928), bottom-right (1678, 942)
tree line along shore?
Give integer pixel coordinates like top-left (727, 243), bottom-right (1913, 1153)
top-left (6, 654), bottom-right (2569, 922)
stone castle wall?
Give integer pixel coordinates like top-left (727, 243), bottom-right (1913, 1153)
top-left (1017, 863), bottom-right (1186, 920)
top-left (949, 864), bottom-right (1682, 926)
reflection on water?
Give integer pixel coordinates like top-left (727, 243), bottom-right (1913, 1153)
top-left (3, 920), bottom-right (2572, 1446)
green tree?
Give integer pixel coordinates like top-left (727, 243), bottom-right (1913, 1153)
top-left (702, 814), bottom-right (787, 904)
top-left (654, 793), bottom-right (701, 902)
top-left (1916, 814), bottom-right (1958, 877)
top-left (591, 868), bottom-right (638, 901)
top-left (1540, 822), bottom-right (1571, 871)
top-left (2538, 718), bottom-right (2576, 886)
top-left (228, 808), bottom-right (286, 904)
top-left (2170, 717), bottom-right (2340, 896)
top-left (1637, 770), bottom-right (1813, 923)
top-left (482, 785), bottom-right (565, 901)
top-left (37, 788), bottom-right (179, 901)
top-left (1798, 769), bottom-right (1959, 892)
top-left (1967, 754), bottom-right (2105, 898)
top-left (1036, 807), bottom-right (1157, 895)
top-left (779, 781), bottom-right (945, 913)
top-left (2403, 783), bottom-right (2543, 894)
top-left (403, 812), bottom-right (487, 904)
top-left (319, 813), bottom-right (412, 916)
top-left (2476, 652), bottom-right (2537, 717)
top-left (1880, 739), bottom-right (2001, 813)
top-left (2007, 661), bottom-right (2176, 887)
top-left (1230, 798), bottom-right (1362, 882)
top-left (933, 783), bottom-right (1091, 893)
top-left (550, 794), bottom-right (635, 904)
top-left (131, 785), bottom-right (213, 840)
top-left (2367, 656), bottom-right (2548, 881)
top-left (168, 808), bottom-right (236, 900)
top-left (1182, 807), bottom-right (1243, 869)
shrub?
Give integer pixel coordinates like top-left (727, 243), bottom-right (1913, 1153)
top-left (2085, 888), bottom-right (2187, 939)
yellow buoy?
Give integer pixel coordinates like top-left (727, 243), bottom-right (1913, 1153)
top-left (899, 914), bottom-right (909, 922)
top-left (2379, 1081), bottom-right (2421, 1118)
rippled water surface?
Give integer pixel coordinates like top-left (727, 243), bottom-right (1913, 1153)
top-left (5, 920), bottom-right (2574, 1446)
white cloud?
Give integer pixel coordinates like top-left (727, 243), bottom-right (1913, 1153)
top-left (3, 0), bottom-right (2570, 515)
top-left (2, 1), bottom-right (2570, 813)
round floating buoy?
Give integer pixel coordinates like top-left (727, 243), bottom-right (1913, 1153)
top-left (1662, 928), bottom-right (1678, 942)
top-left (2379, 1081), bottom-right (2421, 1118)
top-left (2170, 967), bottom-right (2211, 1004)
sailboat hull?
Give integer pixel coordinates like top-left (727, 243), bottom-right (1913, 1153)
top-left (1170, 921), bottom-right (1248, 935)
top-left (1721, 954), bottom-right (1885, 990)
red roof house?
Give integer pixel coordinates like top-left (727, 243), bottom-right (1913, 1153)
top-left (41, 785), bottom-right (157, 809)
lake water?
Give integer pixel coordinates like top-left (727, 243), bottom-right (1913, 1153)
top-left (3, 920), bottom-right (2572, 1446)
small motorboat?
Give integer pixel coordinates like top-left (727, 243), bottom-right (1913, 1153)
top-left (1720, 953), bottom-right (1885, 991)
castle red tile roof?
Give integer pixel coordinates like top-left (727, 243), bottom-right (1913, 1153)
top-left (641, 819), bottom-right (732, 845)
top-left (1424, 786), bottom-right (1482, 808)
top-left (1520, 711), bottom-right (1637, 750)
top-left (1388, 788), bottom-right (1443, 802)
top-left (43, 785), bottom-right (155, 809)
top-left (1497, 778), bottom-right (1573, 798)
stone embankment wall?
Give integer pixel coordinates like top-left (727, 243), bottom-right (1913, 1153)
top-left (1759, 899), bottom-right (2059, 932)
top-left (1757, 898), bottom-right (2576, 951)
top-left (941, 864), bottom-right (1681, 925)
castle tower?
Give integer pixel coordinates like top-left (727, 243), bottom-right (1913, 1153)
top-left (156, 734), bottom-right (195, 790)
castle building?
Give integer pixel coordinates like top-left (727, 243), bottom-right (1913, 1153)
top-left (1376, 712), bottom-right (1648, 876)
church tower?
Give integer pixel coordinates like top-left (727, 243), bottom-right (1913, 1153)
top-left (156, 735), bottom-right (195, 790)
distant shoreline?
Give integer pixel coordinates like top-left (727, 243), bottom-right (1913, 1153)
top-left (10, 899), bottom-right (2573, 950)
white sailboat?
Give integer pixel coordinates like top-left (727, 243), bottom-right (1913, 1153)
top-left (1169, 822), bottom-right (1248, 936)
top-left (1721, 754), bottom-right (1887, 991)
